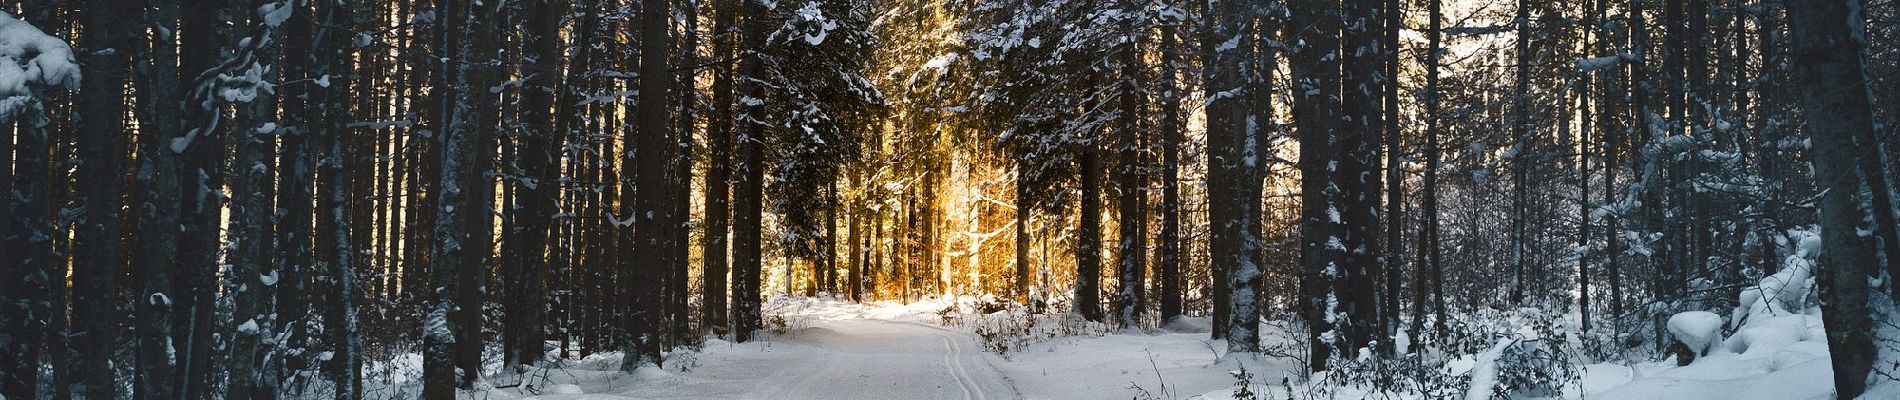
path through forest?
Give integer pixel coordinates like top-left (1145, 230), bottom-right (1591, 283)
top-left (504, 315), bottom-right (1019, 399)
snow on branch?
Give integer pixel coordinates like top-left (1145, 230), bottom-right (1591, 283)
top-left (0, 11), bottom-right (81, 120)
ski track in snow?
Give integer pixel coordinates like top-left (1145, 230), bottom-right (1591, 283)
top-left (880, 319), bottom-right (985, 400)
top-left (515, 317), bottom-right (1018, 400)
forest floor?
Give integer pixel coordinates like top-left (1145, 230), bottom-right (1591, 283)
top-left (432, 297), bottom-right (1284, 400)
top-left (358, 296), bottom-right (1863, 400)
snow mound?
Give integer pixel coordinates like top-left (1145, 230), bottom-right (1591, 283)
top-left (1162, 315), bottom-right (1211, 333)
top-left (1732, 234), bottom-right (1817, 330)
top-left (1594, 232), bottom-right (1838, 399)
top-left (1667, 311), bottom-right (1724, 357)
top-left (546, 383), bottom-right (584, 394)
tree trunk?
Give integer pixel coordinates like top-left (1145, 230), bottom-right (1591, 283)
top-left (852, 161), bottom-right (867, 302)
top-left (1510, 0), bottom-right (1529, 304)
top-left (1158, 21), bottom-right (1184, 324)
top-left (1755, 2), bottom-right (1784, 276)
top-left (229, 1), bottom-right (283, 397)
top-left (278, 0), bottom-right (318, 383)
top-left (1077, 145), bottom-right (1104, 323)
top-left (132, 1), bottom-right (182, 398)
top-left (1213, 0), bottom-right (1260, 354)
top-left (498, 0), bottom-right (565, 370)
top-left (426, 0), bottom-right (471, 395)
top-left (73, 0), bottom-right (136, 398)
top-left (731, 0), bottom-right (769, 342)
top-left (1380, 0), bottom-right (1403, 354)
top-left (1202, 0), bottom-right (1234, 341)
top-left (672, 0), bottom-right (699, 346)
top-left (1015, 161), bottom-right (1031, 304)
top-left (622, 0), bottom-right (676, 370)
top-left (1786, 0), bottom-right (1883, 396)
top-left (173, 2), bottom-right (226, 396)
top-left (1288, 0), bottom-right (1344, 367)
top-left (1340, 0), bottom-right (1385, 363)
top-left (1114, 4), bottom-right (1146, 330)
top-left (456, 0), bottom-right (501, 386)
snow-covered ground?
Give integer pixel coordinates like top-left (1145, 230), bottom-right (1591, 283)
top-left (349, 297), bottom-right (1280, 400)
top-left (339, 294), bottom-right (1860, 400)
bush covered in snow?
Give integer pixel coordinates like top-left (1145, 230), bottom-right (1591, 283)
top-left (1293, 308), bottom-right (1580, 400)
top-left (962, 302), bottom-right (1114, 356)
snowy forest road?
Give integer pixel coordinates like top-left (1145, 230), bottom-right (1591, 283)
top-left (590, 318), bottom-right (1021, 400)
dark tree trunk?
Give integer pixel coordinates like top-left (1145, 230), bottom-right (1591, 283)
top-left (1755, 2), bottom-right (1784, 276)
top-left (132, 1), bottom-right (182, 398)
top-left (701, 0), bottom-right (733, 321)
top-left (72, 0), bottom-right (137, 398)
top-left (731, 0), bottom-right (769, 342)
top-left (1212, 0), bottom-right (1260, 353)
top-left (455, 0), bottom-right (500, 386)
top-left (1420, 0), bottom-right (1448, 341)
top-left (1339, 0), bottom-right (1385, 363)
top-left (426, 0), bottom-right (472, 396)
top-left (1076, 146), bottom-right (1104, 323)
top-left (1786, 0), bottom-right (1883, 397)
top-left (1114, 4), bottom-right (1146, 330)
top-left (1288, 0), bottom-right (1345, 367)
top-left (672, 0), bottom-right (699, 346)
top-left (622, 0), bottom-right (675, 370)
top-left (230, 0), bottom-right (285, 396)
top-left (1616, 0), bottom-right (1647, 322)
top-left (1200, 0), bottom-right (1233, 340)
top-left (852, 161), bottom-right (867, 302)
top-left (315, 4), bottom-right (362, 395)
top-left (504, 0), bottom-right (566, 370)
top-left (825, 179), bottom-right (840, 294)
top-left (1157, 21), bottom-right (1184, 324)
top-left (1510, 0), bottom-right (1529, 304)
top-left (173, 2), bottom-right (226, 397)
top-left (278, 0), bottom-right (318, 383)
top-left (1380, 0), bottom-right (1402, 354)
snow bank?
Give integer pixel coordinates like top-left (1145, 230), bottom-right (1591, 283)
top-left (1667, 311), bottom-right (1724, 357)
top-left (1591, 232), bottom-right (1837, 399)
top-left (1732, 233), bottom-right (1818, 330)
top-left (0, 11), bottom-right (79, 118)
